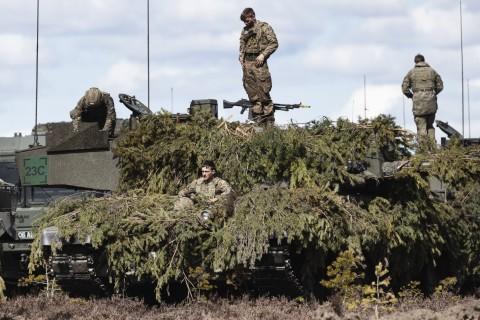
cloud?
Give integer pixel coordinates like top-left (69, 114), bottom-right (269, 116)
top-left (320, 0), bottom-right (404, 16)
top-left (470, 78), bottom-right (480, 88)
top-left (99, 60), bottom-right (146, 93)
top-left (338, 84), bottom-right (403, 121)
top-left (411, 7), bottom-right (460, 47)
top-left (0, 34), bottom-right (35, 65)
top-left (301, 44), bottom-right (397, 76)
top-left (1, 0), bottom-right (480, 140)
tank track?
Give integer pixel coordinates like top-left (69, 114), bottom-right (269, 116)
top-left (46, 246), bottom-right (111, 296)
top-left (250, 242), bottom-right (304, 297)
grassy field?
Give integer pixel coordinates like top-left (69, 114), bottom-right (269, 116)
top-left (0, 294), bottom-right (479, 320)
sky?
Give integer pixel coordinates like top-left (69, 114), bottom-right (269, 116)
top-left (1, 0), bottom-right (479, 141)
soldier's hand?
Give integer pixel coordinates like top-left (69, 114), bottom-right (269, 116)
top-left (255, 54), bottom-right (265, 67)
top-left (207, 198), bottom-right (218, 204)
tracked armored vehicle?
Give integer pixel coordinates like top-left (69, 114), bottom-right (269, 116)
top-left (12, 95), bottom-right (219, 295)
top-left (0, 133), bottom-right (51, 290)
top-left (9, 92), bottom-right (475, 301)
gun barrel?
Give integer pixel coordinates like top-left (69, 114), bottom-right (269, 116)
top-left (273, 103), bottom-right (310, 110)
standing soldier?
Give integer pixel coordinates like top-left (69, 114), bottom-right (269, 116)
top-left (239, 8), bottom-right (278, 124)
top-left (402, 54), bottom-right (443, 143)
top-left (70, 87), bottom-right (116, 137)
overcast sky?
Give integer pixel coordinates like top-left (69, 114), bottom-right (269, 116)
top-left (1, 0), bottom-right (479, 140)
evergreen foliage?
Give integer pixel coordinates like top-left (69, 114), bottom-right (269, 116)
top-left (29, 112), bottom-right (480, 301)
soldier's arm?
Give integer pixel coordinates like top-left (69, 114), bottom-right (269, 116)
top-left (70, 96), bottom-right (85, 120)
top-left (102, 94), bottom-right (116, 131)
top-left (178, 180), bottom-right (197, 197)
top-left (215, 179), bottom-right (234, 198)
top-left (261, 23), bottom-right (278, 60)
top-left (401, 72), bottom-right (413, 98)
top-left (239, 31), bottom-right (246, 64)
top-left (434, 72), bottom-right (444, 94)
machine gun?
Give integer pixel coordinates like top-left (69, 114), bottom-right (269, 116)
top-left (223, 99), bottom-right (310, 116)
top-left (436, 120), bottom-right (480, 146)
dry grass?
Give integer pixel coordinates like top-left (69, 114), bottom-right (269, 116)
top-left (0, 294), bottom-right (479, 320)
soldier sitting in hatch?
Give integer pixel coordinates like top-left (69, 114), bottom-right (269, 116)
top-left (174, 160), bottom-right (235, 218)
top-left (70, 87), bottom-right (116, 137)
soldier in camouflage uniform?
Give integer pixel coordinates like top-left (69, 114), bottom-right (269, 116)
top-left (402, 54), bottom-right (443, 142)
top-left (239, 8), bottom-right (278, 124)
top-left (70, 87), bottom-right (116, 137)
top-left (175, 160), bottom-right (235, 217)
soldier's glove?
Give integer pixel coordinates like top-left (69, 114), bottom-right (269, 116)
top-left (255, 53), bottom-right (265, 67)
top-left (405, 92), bottom-right (413, 99)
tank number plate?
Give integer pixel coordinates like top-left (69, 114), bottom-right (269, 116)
top-left (23, 156), bottom-right (48, 185)
top-left (17, 230), bottom-right (34, 240)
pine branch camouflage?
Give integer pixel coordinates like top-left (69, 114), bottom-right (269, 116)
top-left (28, 112), bottom-right (480, 301)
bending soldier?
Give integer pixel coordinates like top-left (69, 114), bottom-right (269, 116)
top-left (70, 87), bottom-right (116, 137)
top-left (239, 8), bottom-right (278, 124)
top-left (402, 54), bottom-right (443, 143)
top-left (175, 160), bottom-right (235, 218)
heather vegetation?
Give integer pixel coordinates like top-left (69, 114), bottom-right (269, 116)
top-left (23, 112), bottom-right (480, 313)
top-left (0, 294), bottom-right (479, 320)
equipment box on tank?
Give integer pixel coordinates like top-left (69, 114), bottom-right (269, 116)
top-left (189, 99), bottom-right (218, 118)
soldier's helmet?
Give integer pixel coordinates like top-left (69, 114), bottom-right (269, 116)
top-left (85, 87), bottom-right (103, 106)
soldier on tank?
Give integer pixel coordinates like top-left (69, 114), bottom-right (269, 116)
top-left (175, 160), bottom-right (235, 218)
top-left (70, 87), bottom-right (116, 137)
top-left (239, 7), bottom-right (278, 124)
top-left (402, 54), bottom-right (443, 143)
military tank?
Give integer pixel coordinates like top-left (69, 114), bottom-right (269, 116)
top-left (12, 95), bottom-right (219, 296)
top-left (0, 132), bottom-right (53, 290)
top-left (10, 92), bottom-right (476, 302)
top-left (18, 95), bottom-right (309, 300)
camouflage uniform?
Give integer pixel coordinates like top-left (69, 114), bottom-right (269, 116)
top-left (70, 87), bottom-right (116, 137)
top-left (175, 177), bottom-right (235, 215)
top-left (402, 62), bottom-right (443, 141)
top-left (240, 20), bottom-right (278, 124)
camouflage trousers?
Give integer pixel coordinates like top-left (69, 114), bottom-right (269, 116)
top-left (174, 197), bottom-right (196, 211)
top-left (242, 60), bottom-right (274, 124)
top-left (174, 196), bottom-right (235, 219)
top-left (414, 113), bottom-right (436, 142)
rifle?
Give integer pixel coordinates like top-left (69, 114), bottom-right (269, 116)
top-left (223, 99), bottom-right (310, 115)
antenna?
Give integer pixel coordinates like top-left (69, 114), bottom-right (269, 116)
top-left (363, 75), bottom-right (367, 119)
top-left (170, 87), bottom-right (174, 112)
top-left (402, 95), bottom-right (406, 129)
top-left (34, 0), bottom-right (40, 146)
top-left (467, 79), bottom-right (471, 138)
top-left (147, 0), bottom-right (150, 110)
top-left (460, 0), bottom-right (465, 136)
